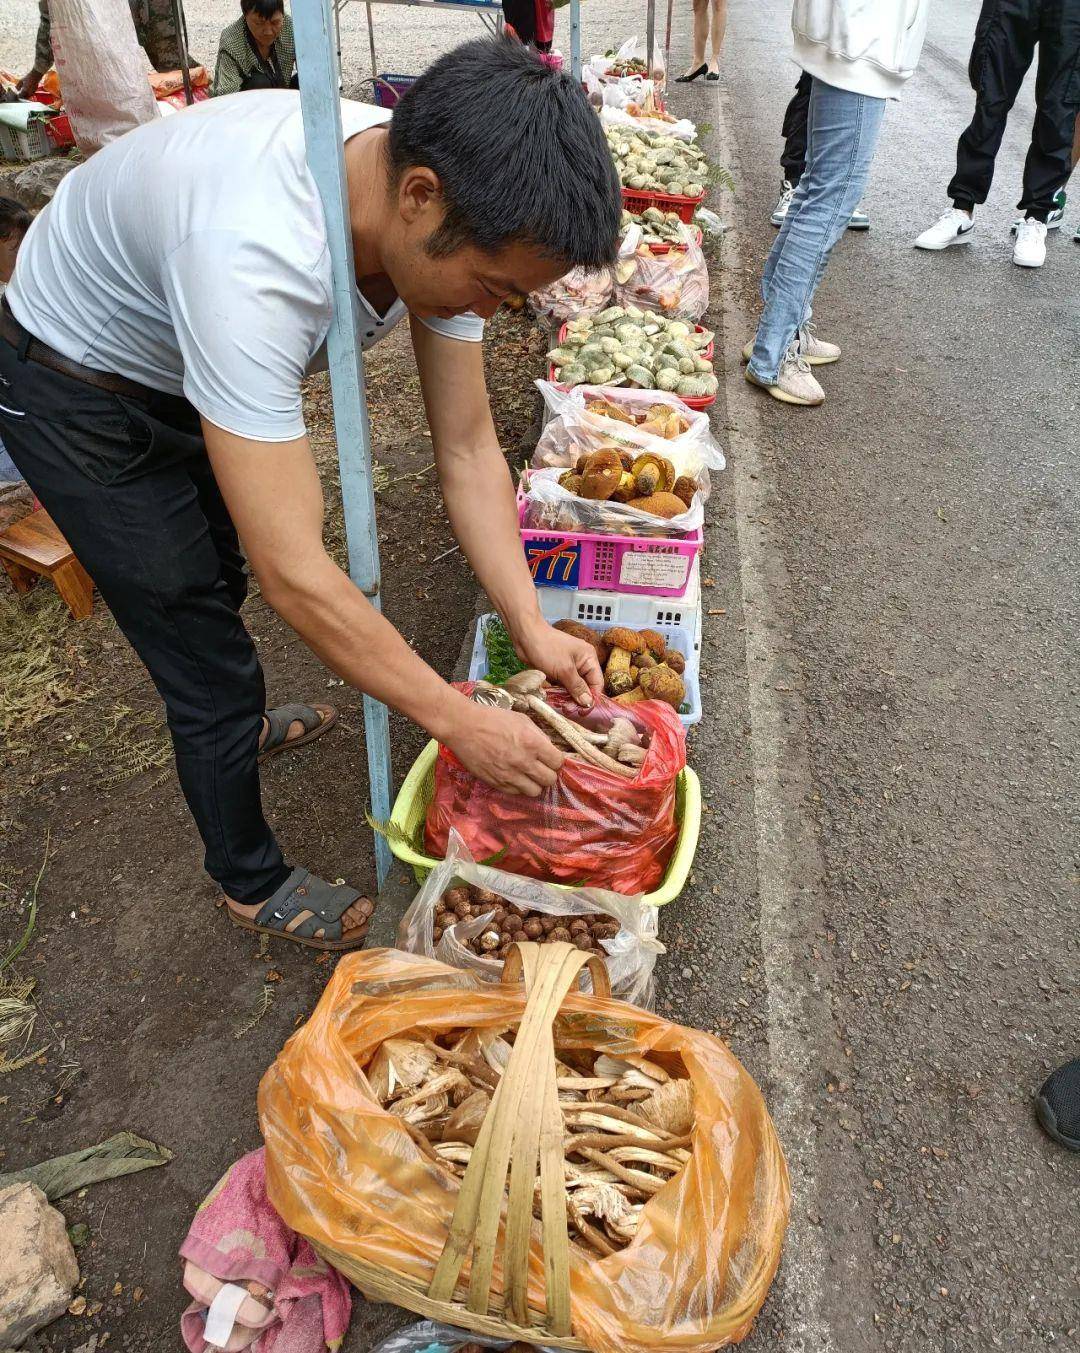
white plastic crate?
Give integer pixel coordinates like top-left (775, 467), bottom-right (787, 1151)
top-left (536, 556), bottom-right (702, 648)
top-left (0, 119), bottom-right (53, 163)
top-left (469, 612), bottom-right (701, 727)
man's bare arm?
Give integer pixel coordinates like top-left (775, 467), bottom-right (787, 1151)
top-left (410, 318), bottom-right (602, 703)
top-left (201, 420), bottom-right (565, 796)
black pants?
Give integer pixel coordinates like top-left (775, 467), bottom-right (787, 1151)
top-left (949, 0), bottom-right (1080, 218)
top-left (0, 331), bottom-right (291, 905)
top-left (780, 71), bottom-right (813, 188)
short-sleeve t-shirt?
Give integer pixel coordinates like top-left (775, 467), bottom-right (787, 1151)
top-left (7, 92), bottom-right (484, 442)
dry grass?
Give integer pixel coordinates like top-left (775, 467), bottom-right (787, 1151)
top-left (0, 586), bottom-right (82, 749)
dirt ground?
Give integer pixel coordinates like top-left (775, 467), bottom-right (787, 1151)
top-left (0, 307), bottom-right (548, 1352)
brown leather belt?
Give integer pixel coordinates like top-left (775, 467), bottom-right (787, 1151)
top-left (0, 302), bottom-right (162, 403)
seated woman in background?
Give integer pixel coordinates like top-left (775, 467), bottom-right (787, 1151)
top-left (212, 0), bottom-right (296, 96)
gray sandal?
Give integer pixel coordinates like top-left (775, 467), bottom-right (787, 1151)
top-left (258, 703), bottom-right (337, 763)
top-left (227, 867), bottom-right (372, 951)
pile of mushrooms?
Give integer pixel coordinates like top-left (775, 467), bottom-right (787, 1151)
top-left (472, 670), bottom-right (649, 778)
top-left (366, 1028), bottom-right (695, 1257)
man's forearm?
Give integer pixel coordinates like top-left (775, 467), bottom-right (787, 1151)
top-left (438, 441), bottom-right (545, 640)
top-left (262, 555), bottom-right (473, 744)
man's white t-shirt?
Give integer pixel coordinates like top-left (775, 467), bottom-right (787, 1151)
top-left (7, 92), bottom-right (484, 443)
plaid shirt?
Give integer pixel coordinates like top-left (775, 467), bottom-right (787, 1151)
top-left (212, 15), bottom-right (296, 97)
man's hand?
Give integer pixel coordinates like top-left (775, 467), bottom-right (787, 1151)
top-left (17, 69), bottom-right (43, 100)
top-left (443, 701), bottom-right (565, 797)
top-left (512, 617), bottom-right (604, 708)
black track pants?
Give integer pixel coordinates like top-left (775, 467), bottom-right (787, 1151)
top-left (780, 71), bottom-right (814, 188)
top-left (948, 0), bottom-right (1080, 218)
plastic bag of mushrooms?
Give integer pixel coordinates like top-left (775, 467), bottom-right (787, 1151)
top-left (398, 829), bottom-right (664, 1008)
top-left (424, 674), bottom-right (686, 896)
top-left (260, 948), bottom-right (791, 1353)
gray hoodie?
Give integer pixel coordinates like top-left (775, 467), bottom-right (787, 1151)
top-left (791, 0), bottom-right (931, 100)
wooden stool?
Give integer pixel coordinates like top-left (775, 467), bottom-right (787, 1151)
top-left (0, 509), bottom-right (94, 620)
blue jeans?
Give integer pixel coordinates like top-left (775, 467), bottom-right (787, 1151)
top-left (749, 77), bottom-right (886, 384)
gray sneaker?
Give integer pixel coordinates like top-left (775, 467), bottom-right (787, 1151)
top-left (771, 180), bottom-right (796, 226)
top-left (847, 202), bottom-right (870, 230)
top-left (745, 345), bottom-right (825, 406)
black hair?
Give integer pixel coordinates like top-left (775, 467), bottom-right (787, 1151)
top-left (240, 0), bottom-right (284, 16)
top-left (388, 36), bottom-right (621, 268)
top-left (0, 196), bottom-right (31, 241)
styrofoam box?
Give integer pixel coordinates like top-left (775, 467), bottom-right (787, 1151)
top-left (469, 613), bottom-right (702, 727)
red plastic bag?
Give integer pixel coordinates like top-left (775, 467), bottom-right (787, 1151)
top-left (425, 687), bottom-right (686, 894)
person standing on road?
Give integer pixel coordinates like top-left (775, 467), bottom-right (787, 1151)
top-left (769, 70), bottom-right (870, 230)
top-left (675, 0), bottom-right (727, 83)
top-left (16, 0), bottom-right (184, 98)
top-left (0, 39), bottom-right (620, 951)
top-left (914, 0), bottom-right (1080, 269)
top-left (744, 0), bottom-right (930, 407)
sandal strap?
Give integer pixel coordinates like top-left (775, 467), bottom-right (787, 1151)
top-left (262, 703), bottom-right (324, 753)
top-left (253, 868), bottom-right (361, 940)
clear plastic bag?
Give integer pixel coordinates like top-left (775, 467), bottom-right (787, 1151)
top-left (522, 465), bottom-right (708, 539)
top-left (614, 222), bottom-right (710, 322)
top-left (532, 381), bottom-right (725, 477)
top-left (398, 830), bottom-right (662, 1008)
top-left (529, 267), bottom-right (613, 324)
top-left (371, 1321), bottom-right (562, 1353)
top-left (49, 0), bottom-right (158, 154)
top-left (599, 102), bottom-right (697, 143)
top-left (259, 948), bottom-right (791, 1353)
top-left (589, 34), bottom-right (666, 85)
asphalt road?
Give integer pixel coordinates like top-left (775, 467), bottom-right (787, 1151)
top-left (666, 1), bottom-right (1079, 1349)
top-left (0, 2), bottom-right (1075, 1350)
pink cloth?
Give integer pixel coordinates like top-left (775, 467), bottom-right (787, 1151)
top-left (180, 1148), bottom-right (352, 1353)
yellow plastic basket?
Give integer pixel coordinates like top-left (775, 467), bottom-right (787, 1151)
top-left (387, 739), bottom-right (701, 907)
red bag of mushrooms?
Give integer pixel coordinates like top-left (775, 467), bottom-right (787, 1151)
top-left (424, 680), bottom-right (686, 896)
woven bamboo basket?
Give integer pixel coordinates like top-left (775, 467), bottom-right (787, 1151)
top-left (314, 940), bottom-right (612, 1347)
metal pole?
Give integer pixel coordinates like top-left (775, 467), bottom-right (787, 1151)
top-left (570, 0), bottom-right (580, 81)
top-left (664, 0), bottom-right (674, 75)
top-left (366, 2), bottom-right (378, 80)
top-left (292, 0), bottom-right (394, 887)
top-left (169, 0), bottom-right (193, 105)
top-left (646, 0), bottom-right (655, 79)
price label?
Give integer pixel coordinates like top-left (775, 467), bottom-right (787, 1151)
top-left (618, 551), bottom-right (690, 590)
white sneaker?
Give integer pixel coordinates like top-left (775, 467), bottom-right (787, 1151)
top-left (914, 207), bottom-right (974, 251)
top-left (847, 202), bottom-right (870, 230)
top-left (797, 323), bottom-right (841, 365)
top-left (771, 180), bottom-right (795, 227)
top-left (1011, 189), bottom-right (1066, 234)
top-left (745, 345), bottom-right (825, 406)
top-left (1013, 217), bottom-right (1047, 267)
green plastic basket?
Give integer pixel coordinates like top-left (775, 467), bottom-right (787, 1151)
top-left (387, 739), bottom-right (701, 907)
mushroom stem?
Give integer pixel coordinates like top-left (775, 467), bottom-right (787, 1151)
top-left (524, 697), bottom-right (636, 778)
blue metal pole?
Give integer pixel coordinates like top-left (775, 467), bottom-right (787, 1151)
top-left (570, 0), bottom-right (580, 81)
top-left (292, 0), bottom-right (394, 887)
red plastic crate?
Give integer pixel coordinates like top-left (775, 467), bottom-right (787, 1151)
top-left (621, 186), bottom-right (704, 224)
top-left (517, 488), bottom-right (702, 598)
top-left (546, 321), bottom-right (716, 410)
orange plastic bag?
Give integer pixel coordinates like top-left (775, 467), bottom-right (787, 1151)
top-left (259, 949), bottom-right (790, 1353)
top-left (424, 688), bottom-right (686, 894)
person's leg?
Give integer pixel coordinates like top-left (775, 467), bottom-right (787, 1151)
top-left (686, 0), bottom-right (709, 74)
top-left (1016, 0), bottom-right (1080, 221)
top-left (706, 0), bottom-right (727, 73)
top-left (749, 78), bottom-right (886, 385)
top-left (780, 71), bottom-right (813, 189)
top-left (0, 350), bottom-right (288, 907)
top-left (948, 0), bottom-right (1038, 212)
top-left (134, 0), bottom-right (185, 72)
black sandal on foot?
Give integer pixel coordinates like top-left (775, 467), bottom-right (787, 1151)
top-left (227, 868), bottom-right (373, 951)
top-left (258, 703), bottom-right (338, 763)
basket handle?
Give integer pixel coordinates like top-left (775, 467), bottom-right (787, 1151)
top-left (427, 941), bottom-right (608, 1336)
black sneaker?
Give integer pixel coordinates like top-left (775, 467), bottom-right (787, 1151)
top-left (1034, 1057), bottom-right (1080, 1151)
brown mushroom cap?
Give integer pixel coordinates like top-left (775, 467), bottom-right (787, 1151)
top-left (626, 491), bottom-right (687, 519)
top-left (602, 626), bottom-right (646, 655)
top-left (638, 663), bottom-right (686, 708)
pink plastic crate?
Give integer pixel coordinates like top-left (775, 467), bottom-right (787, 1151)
top-left (517, 490), bottom-right (701, 598)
